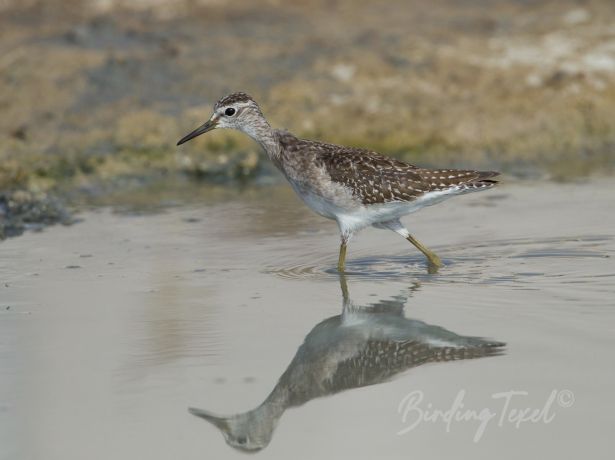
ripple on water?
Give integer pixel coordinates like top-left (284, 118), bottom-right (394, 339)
top-left (263, 234), bottom-right (615, 291)
top-left (264, 250), bottom-right (437, 282)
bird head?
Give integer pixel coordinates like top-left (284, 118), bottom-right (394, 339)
top-left (188, 405), bottom-right (277, 453)
top-left (177, 92), bottom-right (265, 145)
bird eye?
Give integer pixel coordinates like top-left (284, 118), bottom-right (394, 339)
top-left (236, 436), bottom-right (247, 445)
top-left (225, 107), bottom-right (236, 116)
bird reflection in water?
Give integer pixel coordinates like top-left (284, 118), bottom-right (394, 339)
top-left (189, 275), bottom-right (505, 452)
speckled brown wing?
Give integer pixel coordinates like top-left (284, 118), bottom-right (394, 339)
top-left (276, 133), bottom-right (499, 205)
top-left (310, 140), bottom-right (499, 205)
top-left (316, 146), bottom-right (431, 205)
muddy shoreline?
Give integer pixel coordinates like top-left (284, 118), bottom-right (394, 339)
top-left (2, 0), bottom-right (615, 235)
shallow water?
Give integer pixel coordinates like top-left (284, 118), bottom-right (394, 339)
top-left (1, 179), bottom-right (614, 459)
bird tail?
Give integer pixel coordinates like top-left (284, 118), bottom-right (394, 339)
top-left (421, 168), bottom-right (500, 194)
top-left (461, 170), bottom-right (500, 191)
top-left (431, 339), bottom-right (506, 362)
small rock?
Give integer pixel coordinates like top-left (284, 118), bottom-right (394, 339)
top-left (525, 73), bottom-right (543, 87)
top-left (563, 9), bottom-right (591, 25)
top-left (10, 126), bottom-right (27, 140)
top-left (331, 63), bottom-right (356, 82)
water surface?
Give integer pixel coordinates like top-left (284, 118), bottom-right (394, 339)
top-left (1, 179), bottom-right (614, 459)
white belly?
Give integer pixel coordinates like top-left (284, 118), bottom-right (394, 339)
top-left (330, 189), bottom-right (463, 236)
top-left (289, 176), bottom-right (463, 236)
top-left (299, 189), bottom-right (342, 219)
top-left (288, 178), bottom-right (358, 220)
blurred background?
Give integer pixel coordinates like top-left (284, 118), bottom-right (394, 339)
top-left (1, 0), bottom-right (614, 232)
top-left (3, 3), bottom-right (615, 459)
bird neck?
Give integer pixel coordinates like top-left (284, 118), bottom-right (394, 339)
top-left (255, 393), bottom-right (287, 425)
top-left (234, 390), bottom-right (287, 442)
top-left (239, 117), bottom-right (280, 159)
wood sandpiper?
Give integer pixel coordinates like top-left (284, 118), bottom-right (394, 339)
top-left (178, 92), bottom-right (499, 272)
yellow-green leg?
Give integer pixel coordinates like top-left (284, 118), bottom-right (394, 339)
top-left (406, 234), bottom-right (443, 271)
top-left (337, 241), bottom-right (347, 273)
top-left (339, 272), bottom-right (350, 305)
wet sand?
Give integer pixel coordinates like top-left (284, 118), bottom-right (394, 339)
top-left (1, 179), bottom-right (614, 459)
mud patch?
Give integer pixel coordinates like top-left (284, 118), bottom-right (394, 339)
top-left (0, 190), bottom-right (73, 239)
